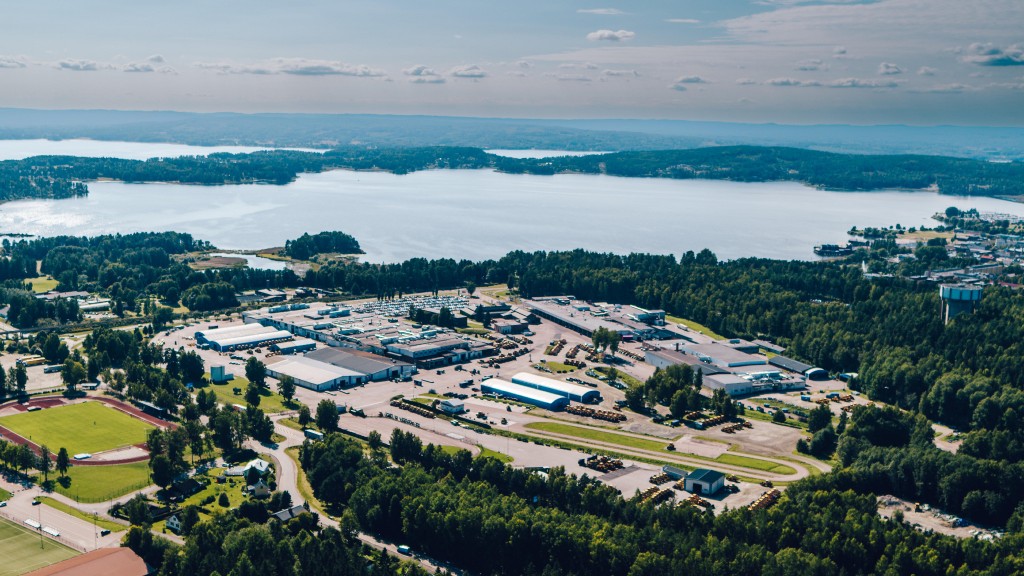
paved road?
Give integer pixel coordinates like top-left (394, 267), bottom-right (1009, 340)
top-left (261, 415), bottom-right (465, 574)
top-left (0, 484), bottom-right (124, 552)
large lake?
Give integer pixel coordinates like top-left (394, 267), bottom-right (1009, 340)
top-left (1, 140), bottom-right (1023, 263)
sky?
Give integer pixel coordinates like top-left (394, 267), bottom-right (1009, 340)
top-left (0, 0), bottom-right (1022, 125)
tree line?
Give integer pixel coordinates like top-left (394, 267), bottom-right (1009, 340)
top-left (3, 145), bottom-right (1023, 202)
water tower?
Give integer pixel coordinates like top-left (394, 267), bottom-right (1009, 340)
top-left (939, 284), bottom-right (982, 324)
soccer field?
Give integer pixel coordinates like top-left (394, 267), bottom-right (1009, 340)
top-left (0, 402), bottom-right (155, 455)
top-left (0, 517), bottom-right (78, 576)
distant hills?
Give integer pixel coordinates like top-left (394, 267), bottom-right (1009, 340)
top-left (1, 108), bottom-right (1023, 160)
top-left (3, 145), bottom-right (1022, 203)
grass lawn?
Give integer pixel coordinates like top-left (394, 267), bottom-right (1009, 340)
top-left (54, 461), bottom-right (152, 503)
top-left (285, 446), bottom-right (327, 517)
top-left (714, 453), bottom-right (796, 475)
top-left (36, 497), bottom-right (125, 533)
top-left (665, 315), bottom-right (726, 340)
top-left (24, 275), bottom-right (59, 294)
top-left (0, 517), bottom-right (79, 576)
top-left (593, 367), bottom-right (643, 388)
top-left (0, 402), bottom-right (154, 455)
top-left (743, 408), bottom-right (807, 430)
top-left (478, 447), bottom-right (514, 463)
top-left (535, 361), bottom-right (577, 373)
top-left (524, 422), bottom-right (672, 453)
top-left (205, 374), bottom-right (292, 413)
top-left (0, 487), bottom-right (10, 501)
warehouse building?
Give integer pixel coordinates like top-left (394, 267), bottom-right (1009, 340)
top-left (265, 356), bottom-right (365, 391)
top-left (306, 347), bottom-right (415, 381)
top-left (511, 372), bottom-right (601, 403)
top-left (678, 342), bottom-right (767, 368)
top-left (769, 355), bottom-right (827, 379)
top-left (271, 338), bottom-right (318, 355)
top-left (196, 324), bottom-right (294, 352)
top-left (439, 399), bottom-right (466, 415)
top-left (704, 374), bottom-right (755, 397)
top-left (684, 468), bottom-right (725, 495)
top-left (644, 348), bottom-right (728, 375)
top-left (481, 378), bottom-right (570, 411)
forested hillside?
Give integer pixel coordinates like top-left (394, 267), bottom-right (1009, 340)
top-left (2, 145), bottom-right (1022, 203)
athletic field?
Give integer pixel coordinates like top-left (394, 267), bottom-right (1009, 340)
top-left (0, 516), bottom-right (78, 575)
top-left (0, 402), bottom-right (154, 455)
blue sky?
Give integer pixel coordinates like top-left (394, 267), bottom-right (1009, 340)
top-left (1, 0), bottom-right (1022, 124)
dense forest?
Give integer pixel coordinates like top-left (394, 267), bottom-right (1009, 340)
top-left (9, 232), bottom-right (1024, 527)
top-left (291, 430), bottom-right (1024, 576)
top-left (2, 145), bottom-right (1023, 203)
top-left (284, 231), bottom-right (363, 258)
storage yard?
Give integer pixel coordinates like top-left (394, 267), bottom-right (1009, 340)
top-left (152, 289), bottom-right (841, 509)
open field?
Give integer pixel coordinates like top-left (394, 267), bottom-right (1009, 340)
top-left (525, 422), bottom-right (672, 452)
top-left (0, 516), bottom-right (78, 576)
top-left (36, 498), bottom-right (125, 533)
top-left (54, 461), bottom-right (151, 503)
top-left (24, 276), bottom-right (59, 294)
top-left (205, 374), bottom-right (292, 413)
top-left (535, 361), bottom-right (577, 373)
top-left (285, 446), bottom-right (327, 516)
top-left (666, 315), bottom-right (725, 340)
top-left (478, 447), bottom-right (514, 463)
top-left (0, 488), bottom-right (10, 501)
top-left (714, 453), bottom-right (796, 474)
top-left (0, 402), bottom-right (154, 455)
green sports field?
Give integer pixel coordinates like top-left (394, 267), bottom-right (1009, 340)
top-left (0, 517), bottom-right (78, 576)
top-left (0, 402), bottom-right (154, 455)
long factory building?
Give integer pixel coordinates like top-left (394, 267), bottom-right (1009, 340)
top-left (480, 378), bottom-right (570, 411)
top-left (196, 324), bottom-right (294, 352)
top-left (510, 372), bottom-right (601, 404)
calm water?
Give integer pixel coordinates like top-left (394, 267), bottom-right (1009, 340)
top-left (3, 169), bottom-right (1024, 263)
top-left (485, 149), bottom-right (608, 159)
top-left (208, 253), bottom-right (288, 271)
top-left (2, 140), bottom-right (1023, 263)
top-left (0, 139), bottom-right (321, 160)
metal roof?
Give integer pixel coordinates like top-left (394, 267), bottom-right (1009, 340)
top-left (687, 468), bottom-right (725, 485)
top-left (511, 372), bottom-right (600, 403)
top-left (306, 347), bottom-right (410, 376)
top-left (267, 356), bottom-right (362, 385)
top-left (769, 355), bottom-right (815, 374)
top-left (480, 378), bottom-right (570, 410)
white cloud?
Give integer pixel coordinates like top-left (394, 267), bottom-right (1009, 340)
top-left (147, 54), bottom-right (165, 64)
top-left (917, 83), bottom-right (976, 93)
top-left (666, 18), bottom-right (700, 24)
top-left (586, 29), bottom-right (635, 42)
top-left (765, 77), bottom-right (821, 86)
top-left (833, 46), bottom-right (847, 56)
top-left (829, 77), bottom-right (899, 88)
top-left (674, 75), bottom-right (707, 84)
top-left (917, 66), bottom-right (937, 76)
top-left (878, 62), bottom-right (903, 75)
top-left (795, 59), bottom-right (826, 71)
top-left (735, 77), bottom-right (758, 85)
top-left (0, 55), bottom-right (28, 69)
top-left (195, 58), bottom-right (385, 77)
top-left (547, 73), bottom-right (592, 82)
top-left (670, 84), bottom-right (687, 92)
top-left (577, 8), bottom-right (625, 15)
top-left (56, 59), bottom-right (101, 71)
top-left (963, 42), bottom-right (1024, 66)
top-left (123, 62), bottom-right (155, 73)
top-left (449, 64), bottom-right (487, 78)
top-left (506, 71), bottom-right (528, 77)
top-left (516, 60), bottom-right (532, 69)
top-left (603, 69), bottom-right (639, 77)
top-left (404, 65), bottom-right (445, 83)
